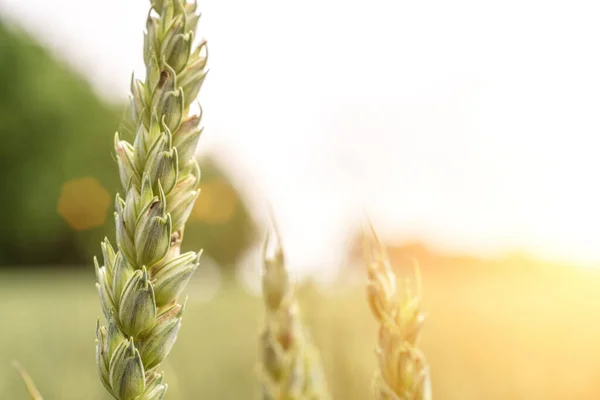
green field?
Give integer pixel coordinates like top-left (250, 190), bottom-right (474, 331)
top-left (1, 266), bottom-right (600, 399)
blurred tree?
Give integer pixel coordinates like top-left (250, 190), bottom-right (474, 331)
top-left (184, 160), bottom-right (258, 270)
top-left (0, 22), bottom-right (256, 268)
top-left (0, 21), bottom-right (122, 265)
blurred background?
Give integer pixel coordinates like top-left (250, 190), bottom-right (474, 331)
top-left (2, 0), bottom-right (600, 398)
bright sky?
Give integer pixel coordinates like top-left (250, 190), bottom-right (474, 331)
top-left (2, 0), bottom-right (600, 273)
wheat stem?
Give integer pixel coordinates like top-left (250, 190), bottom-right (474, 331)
top-left (363, 222), bottom-right (432, 400)
top-left (12, 361), bottom-right (43, 400)
top-left (93, 1), bottom-right (207, 398)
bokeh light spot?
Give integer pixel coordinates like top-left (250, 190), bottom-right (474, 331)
top-left (186, 255), bottom-right (223, 304)
top-left (57, 177), bottom-right (110, 231)
top-left (191, 179), bottom-right (237, 224)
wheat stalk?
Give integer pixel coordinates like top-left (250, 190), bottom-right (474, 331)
top-left (363, 223), bottom-right (432, 400)
top-left (258, 225), bottom-right (331, 400)
top-left (12, 361), bottom-right (43, 400)
top-left (93, 1), bottom-right (207, 398)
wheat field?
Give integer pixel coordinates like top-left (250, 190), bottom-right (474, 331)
top-left (1, 262), bottom-right (600, 399)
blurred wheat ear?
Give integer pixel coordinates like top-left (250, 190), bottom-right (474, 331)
top-left (93, 0), bottom-right (208, 398)
top-left (363, 222), bottom-right (432, 400)
top-left (12, 361), bottom-right (43, 400)
top-left (257, 223), bottom-right (332, 399)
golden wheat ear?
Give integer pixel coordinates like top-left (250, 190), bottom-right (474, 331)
top-left (12, 361), bottom-right (43, 400)
top-left (363, 221), bottom-right (432, 400)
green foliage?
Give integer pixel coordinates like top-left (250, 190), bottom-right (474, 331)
top-left (4, 265), bottom-right (600, 399)
top-left (0, 21), bottom-right (121, 265)
top-left (0, 22), bottom-right (256, 268)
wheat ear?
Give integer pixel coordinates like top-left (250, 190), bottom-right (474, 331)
top-left (363, 223), bottom-right (432, 400)
top-left (93, 1), bottom-right (207, 399)
top-left (258, 226), bottom-right (331, 400)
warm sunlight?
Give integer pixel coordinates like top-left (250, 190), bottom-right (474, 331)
top-left (4, 0), bottom-right (600, 272)
top-left (5, 1), bottom-right (600, 399)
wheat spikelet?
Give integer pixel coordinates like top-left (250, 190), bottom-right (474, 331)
top-left (93, 1), bottom-right (207, 398)
top-left (258, 226), bottom-right (331, 400)
top-left (363, 223), bottom-right (432, 400)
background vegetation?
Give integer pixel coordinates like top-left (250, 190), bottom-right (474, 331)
top-left (0, 21), bottom-right (256, 269)
top-left (2, 259), bottom-right (600, 399)
top-left (1, 15), bottom-right (599, 400)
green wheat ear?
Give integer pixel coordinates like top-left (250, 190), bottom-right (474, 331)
top-left (258, 225), bottom-right (331, 400)
top-left (94, 0), bottom-right (207, 398)
top-left (363, 222), bottom-right (432, 400)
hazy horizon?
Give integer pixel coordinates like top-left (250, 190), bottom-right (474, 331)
top-left (3, 0), bottom-right (600, 274)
